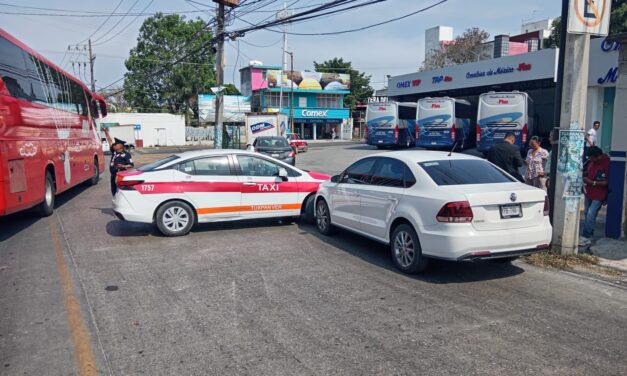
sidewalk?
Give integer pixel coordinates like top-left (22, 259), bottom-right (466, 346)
top-left (581, 204), bottom-right (627, 272)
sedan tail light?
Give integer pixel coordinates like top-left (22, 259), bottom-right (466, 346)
top-left (437, 201), bottom-right (473, 223)
top-left (289, 150), bottom-right (296, 157)
top-left (543, 196), bottom-right (549, 216)
top-left (116, 176), bottom-right (145, 191)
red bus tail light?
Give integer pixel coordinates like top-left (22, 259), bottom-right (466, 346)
top-left (522, 123), bottom-right (528, 144)
top-left (543, 196), bottom-right (549, 216)
top-left (415, 125), bottom-right (420, 141)
top-left (437, 201), bottom-right (473, 223)
top-left (364, 125), bottom-right (368, 139)
top-left (476, 124), bottom-right (481, 143)
top-left (451, 124), bottom-right (456, 141)
top-left (394, 124), bottom-right (399, 140)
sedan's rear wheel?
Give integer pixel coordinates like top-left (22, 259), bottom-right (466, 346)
top-left (315, 199), bottom-right (334, 235)
top-left (156, 201), bottom-right (195, 236)
top-left (391, 224), bottom-right (428, 274)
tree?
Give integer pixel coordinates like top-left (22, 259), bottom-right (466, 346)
top-left (313, 58), bottom-right (374, 110)
top-left (223, 84), bottom-right (241, 95)
top-left (123, 13), bottom-right (215, 117)
top-left (544, 18), bottom-right (561, 49)
top-left (420, 27), bottom-right (490, 70)
top-left (544, 1), bottom-right (627, 48)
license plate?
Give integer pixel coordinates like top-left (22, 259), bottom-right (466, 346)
top-left (376, 131), bottom-right (386, 135)
top-left (500, 204), bottom-right (522, 219)
top-left (428, 132), bottom-right (441, 136)
top-left (271, 153), bottom-right (279, 158)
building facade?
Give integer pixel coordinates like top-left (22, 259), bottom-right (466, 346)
top-left (240, 64), bottom-right (351, 140)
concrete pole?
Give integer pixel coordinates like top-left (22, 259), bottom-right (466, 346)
top-left (88, 39), bottom-right (95, 92)
top-left (551, 32), bottom-right (591, 254)
top-left (214, 2), bottom-right (225, 149)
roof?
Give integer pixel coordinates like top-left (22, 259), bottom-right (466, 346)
top-left (373, 150), bottom-right (482, 164)
top-left (172, 149), bottom-right (253, 159)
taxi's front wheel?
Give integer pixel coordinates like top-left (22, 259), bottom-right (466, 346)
top-left (155, 201), bottom-right (195, 237)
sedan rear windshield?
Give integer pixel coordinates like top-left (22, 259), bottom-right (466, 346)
top-left (137, 155), bottom-right (179, 172)
top-left (418, 159), bottom-right (515, 185)
top-left (256, 138), bottom-right (289, 147)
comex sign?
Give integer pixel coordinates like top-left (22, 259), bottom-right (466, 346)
top-left (598, 37), bottom-right (620, 85)
top-left (301, 109), bottom-right (328, 118)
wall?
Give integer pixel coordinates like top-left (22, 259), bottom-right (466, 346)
top-left (104, 113), bottom-right (185, 147)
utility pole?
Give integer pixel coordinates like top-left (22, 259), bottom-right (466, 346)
top-left (286, 51), bottom-right (295, 137)
top-left (277, 2), bottom-right (289, 120)
top-left (88, 39), bottom-right (95, 92)
top-left (551, 0), bottom-right (612, 254)
top-left (214, 1), bottom-right (226, 149)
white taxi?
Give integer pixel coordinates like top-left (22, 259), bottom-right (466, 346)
top-left (113, 150), bottom-right (330, 236)
top-left (314, 151), bottom-right (552, 274)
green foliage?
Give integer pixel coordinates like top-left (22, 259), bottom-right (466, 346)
top-left (123, 13), bottom-right (215, 114)
top-left (313, 58), bottom-right (374, 109)
top-left (223, 83), bottom-right (241, 95)
top-left (544, 18), bottom-right (561, 49)
top-left (421, 27), bottom-right (490, 70)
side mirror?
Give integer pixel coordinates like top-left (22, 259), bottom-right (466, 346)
top-left (99, 100), bottom-right (108, 117)
top-left (330, 174), bottom-right (340, 183)
top-left (278, 168), bottom-right (288, 181)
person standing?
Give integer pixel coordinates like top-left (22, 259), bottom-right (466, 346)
top-left (523, 136), bottom-right (549, 190)
top-left (487, 132), bottom-right (525, 182)
top-left (583, 121), bottom-right (601, 170)
top-left (580, 146), bottom-right (610, 244)
top-left (110, 142), bottom-right (134, 196)
top-left (331, 128), bottom-right (336, 141)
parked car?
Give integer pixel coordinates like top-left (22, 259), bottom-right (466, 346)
top-left (314, 151), bottom-right (551, 274)
top-left (286, 133), bottom-right (308, 152)
top-left (253, 136), bottom-right (296, 165)
top-left (113, 150), bottom-right (330, 236)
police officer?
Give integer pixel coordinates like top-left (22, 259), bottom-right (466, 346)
top-left (110, 142), bottom-right (134, 196)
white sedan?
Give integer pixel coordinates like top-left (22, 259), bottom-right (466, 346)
top-left (113, 150), bottom-right (329, 236)
top-left (314, 151), bottom-right (552, 274)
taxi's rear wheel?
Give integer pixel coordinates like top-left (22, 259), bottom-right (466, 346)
top-left (156, 201), bottom-right (195, 237)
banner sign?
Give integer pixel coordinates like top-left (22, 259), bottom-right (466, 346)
top-left (266, 70), bottom-right (350, 91)
top-left (198, 94), bottom-right (251, 123)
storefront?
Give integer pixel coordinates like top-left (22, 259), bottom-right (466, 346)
top-left (387, 38), bottom-right (619, 143)
top-left (240, 64), bottom-right (352, 140)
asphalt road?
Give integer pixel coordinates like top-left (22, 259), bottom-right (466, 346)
top-left (1, 144), bottom-right (626, 376)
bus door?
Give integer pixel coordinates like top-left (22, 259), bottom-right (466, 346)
top-left (476, 92), bottom-right (528, 153)
top-left (416, 98), bottom-right (455, 148)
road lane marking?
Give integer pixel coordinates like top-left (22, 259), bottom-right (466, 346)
top-left (49, 218), bottom-right (99, 376)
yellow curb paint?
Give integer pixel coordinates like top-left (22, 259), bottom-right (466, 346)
top-left (49, 218), bottom-right (98, 376)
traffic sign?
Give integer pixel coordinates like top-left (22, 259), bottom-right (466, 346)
top-left (567, 0), bottom-right (612, 36)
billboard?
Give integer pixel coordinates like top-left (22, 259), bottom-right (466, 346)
top-left (198, 94), bottom-right (251, 123)
top-left (266, 70), bottom-right (350, 91)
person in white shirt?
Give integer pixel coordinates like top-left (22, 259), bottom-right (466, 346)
top-left (586, 121), bottom-right (600, 147)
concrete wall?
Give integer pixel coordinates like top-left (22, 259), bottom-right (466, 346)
top-left (103, 113), bottom-right (186, 147)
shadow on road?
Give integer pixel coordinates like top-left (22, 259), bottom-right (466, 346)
top-left (105, 217), bottom-right (294, 238)
top-left (0, 183), bottom-right (93, 242)
top-left (297, 222), bottom-right (525, 284)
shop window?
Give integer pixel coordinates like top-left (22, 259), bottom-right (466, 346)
top-left (316, 93), bottom-right (342, 108)
top-left (298, 97), bottom-right (307, 108)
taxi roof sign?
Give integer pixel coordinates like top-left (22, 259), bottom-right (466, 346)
top-left (567, 0), bottom-right (612, 36)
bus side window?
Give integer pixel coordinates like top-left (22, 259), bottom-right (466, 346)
top-left (0, 36), bottom-right (31, 101)
top-left (24, 54), bottom-right (48, 105)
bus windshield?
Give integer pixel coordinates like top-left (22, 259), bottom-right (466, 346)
top-left (417, 98), bottom-right (454, 127)
top-left (478, 93), bottom-right (526, 128)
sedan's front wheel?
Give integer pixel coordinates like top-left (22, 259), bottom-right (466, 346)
top-left (391, 224), bottom-right (428, 274)
top-left (156, 201), bottom-right (195, 237)
top-left (315, 199), bottom-right (334, 235)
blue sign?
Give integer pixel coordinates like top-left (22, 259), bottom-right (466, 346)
top-left (294, 108), bottom-right (350, 120)
top-left (133, 124), bottom-right (141, 130)
top-left (598, 67), bottom-right (619, 84)
top-left (250, 122), bottom-right (275, 134)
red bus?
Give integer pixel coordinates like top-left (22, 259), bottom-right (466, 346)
top-left (0, 28), bottom-right (107, 217)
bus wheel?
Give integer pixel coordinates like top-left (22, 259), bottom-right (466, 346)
top-left (37, 172), bottom-right (55, 217)
top-left (87, 157), bottom-right (99, 186)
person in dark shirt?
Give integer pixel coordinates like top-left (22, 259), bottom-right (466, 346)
top-left (580, 146), bottom-right (610, 244)
top-left (487, 132), bottom-right (524, 182)
top-left (109, 142), bottom-right (134, 196)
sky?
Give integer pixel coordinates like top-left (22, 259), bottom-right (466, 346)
top-left (0, 0), bottom-right (561, 91)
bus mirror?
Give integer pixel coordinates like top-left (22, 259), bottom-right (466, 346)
top-left (99, 100), bottom-right (108, 117)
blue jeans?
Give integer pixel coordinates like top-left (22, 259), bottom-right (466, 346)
top-left (582, 198), bottom-right (602, 238)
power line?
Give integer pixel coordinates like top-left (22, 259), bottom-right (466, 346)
top-left (76, 0), bottom-right (125, 44)
top-left (91, 0), bottom-right (143, 44)
top-left (93, 0), bottom-right (156, 46)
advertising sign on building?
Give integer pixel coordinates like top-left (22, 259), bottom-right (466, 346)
top-left (266, 70), bottom-right (351, 91)
top-left (198, 94), bottom-right (251, 123)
